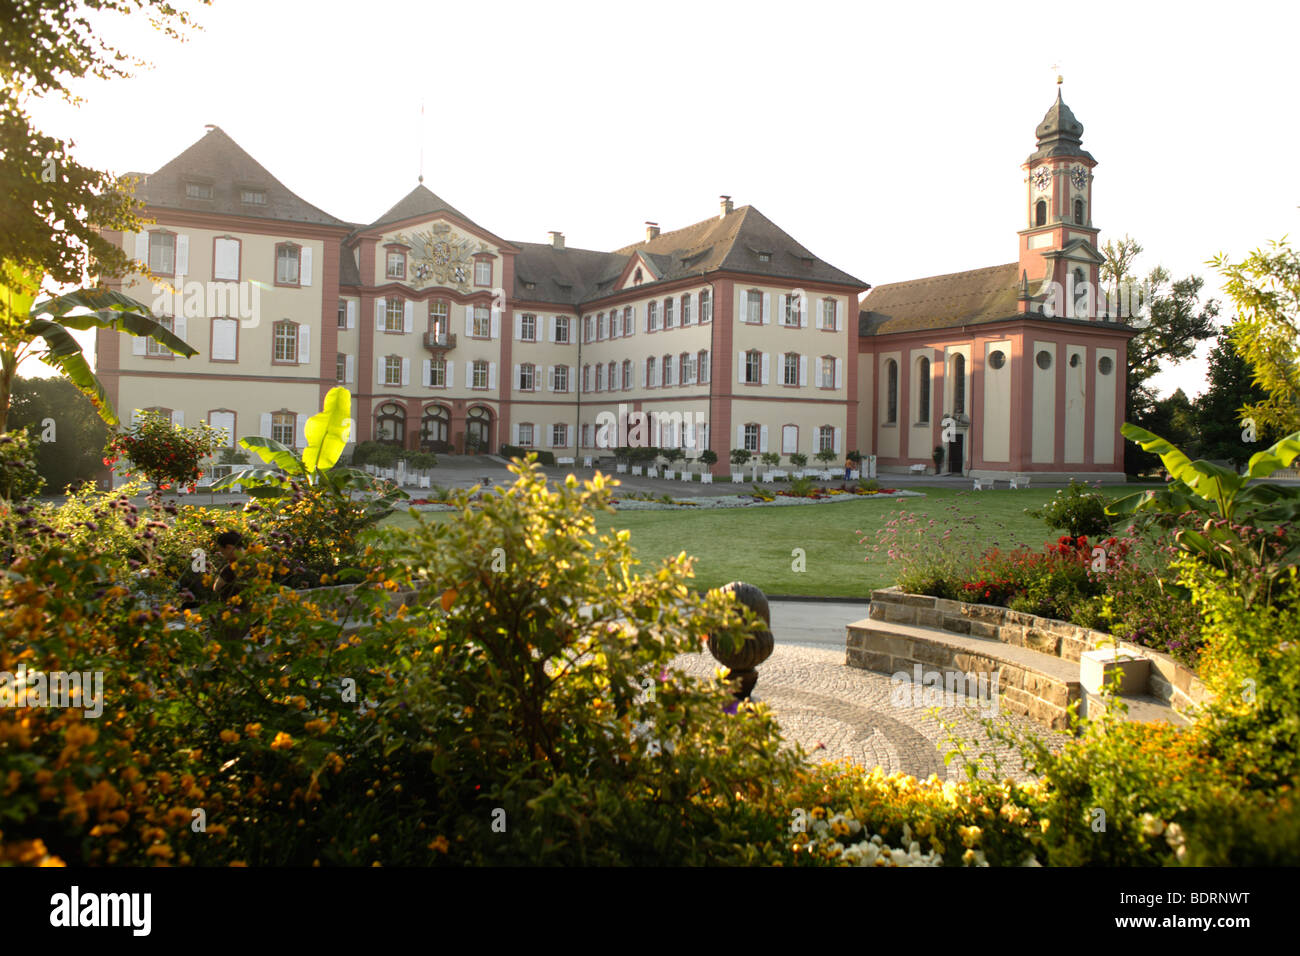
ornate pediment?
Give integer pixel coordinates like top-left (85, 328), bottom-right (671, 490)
top-left (395, 225), bottom-right (490, 291)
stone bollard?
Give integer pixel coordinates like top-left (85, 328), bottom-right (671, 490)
top-left (707, 581), bottom-right (775, 701)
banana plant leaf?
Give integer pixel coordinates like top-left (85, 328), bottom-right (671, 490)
top-left (210, 468), bottom-right (291, 495)
top-left (303, 387), bottom-right (352, 474)
top-left (240, 436), bottom-right (306, 476)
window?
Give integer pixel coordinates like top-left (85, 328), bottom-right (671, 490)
top-left (988, 349), bottom-right (1006, 370)
top-left (276, 244), bottom-right (300, 285)
top-left (382, 355), bottom-right (401, 387)
top-left (623, 307), bottom-right (633, 336)
top-left (209, 410), bottom-right (236, 448)
top-left (271, 412), bottom-right (296, 447)
top-left (917, 357), bottom-right (930, 423)
top-left (648, 301), bottom-right (658, 331)
top-left (661, 354), bottom-right (672, 387)
top-left (608, 361), bottom-right (617, 391)
top-left (597, 312), bottom-right (607, 340)
top-left (240, 189), bottom-right (266, 205)
top-left (822, 299), bottom-right (837, 331)
top-left (374, 402), bottom-right (404, 444)
top-left (783, 353), bottom-right (799, 386)
top-left (1074, 199), bottom-right (1084, 224)
top-left (747, 290), bottom-right (762, 323)
top-left (953, 354), bottom-right (966, 415)
top-left (681, 294), bottom-right (692, 325)
top-left (700, 289), bottom-right (712, 323)
top-left (474, 259), bottom-right (492, 286)
top-left (622, 360), bottom-right (632, 390)
top-left (214, 236), bottom-right (240, 281)
top-left (386, 298), bottom-right (404, 333)
top-left (185, 182), bottom-right (212, 200)
top-left (1035, 200), bottom-right (1047, 227)
top-left (595, 363), bottom-right (605, 391)
top-left (518, 423), bottom-right (534, 447)
top-left (473, 305), bottom-right (490, 338)
top-left (698, 350), bottom-right (710, 383)
top-left (609, 311), bottom-right (620, 338)
top-left (886, 359), bottom-right (899, 424)
top-left (386, 251), bottom-right (406, 280)
top-left (273, 321), bottom-right (298, 363)
top-left (646, 356), bottom-right (656, 387)
top-left (519, 363), bottom-right (535, 391)
top-left (336, 354), bottom-right (346, 383)
top-left (784, 295), bottom-right (801, 327)
top-left (472, 360), bottom-right (488, 388)
top-left (338, 300), bottom-right (347, 328)
top-left (782, 424), bottom-right (798, 454)
top-left (521, 313), bottom-right (536, 341)
top-left (1036, 349), bottom-right (1053, 370)
top-left (679, 353), bottom-right (690, 384)
top-left (555, 316), bottom-right (570, 343)
top-left (1098, 356), bottom-right (1114, 375)
top-left (147, 315), bottom-right (175, 357)
top-left (744, 350), bottom-right (761, 384)
top-left (149, 232), bottom-right (176, 275)
top-left (744, 424), bottom-right (759, 453)
top-left (421, 405), bottom-right (450, 450)
top-left (664, 298), bottom-right (674, 328)
top-left (553, 365), bottom-right (569, 392)
top-left (818, 426), bottom-right (835, 454)
top-left (210, 317), bottom-right (238, 362)
top-left (552, 424), bottom-right (567, 448)
top-left (430, 299), bottom-right (449, 334)
top-left (756, 252), bottom-right (771, 263)
top-left (582, 365), bottom-right (591, 393)
top-left (584, 316), bottom-right (593, 342)
top-left (429, 358), bottom-right (446, 387)
top-left (821, 356), bottom-right (837, 389)
top-left (581, 423), bottom-right (591, 448)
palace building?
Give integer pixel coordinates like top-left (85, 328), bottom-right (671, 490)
top-left (99, 88), bottom-right (1133, 480)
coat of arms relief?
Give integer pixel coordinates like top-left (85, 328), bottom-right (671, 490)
top-left (395, 223), bottom-right (489, 291)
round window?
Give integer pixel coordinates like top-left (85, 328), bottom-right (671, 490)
top-left (1069, 353), bottom-right (1081, 368)
top-left (1098, 356), bottom-right (1114, 375)
top-left (1036, 350), bottom-right (1052, 370)
top-left (988, 349), bottom-right (1006, 370)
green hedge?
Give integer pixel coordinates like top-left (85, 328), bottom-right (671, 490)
top-left (500, 445), bottom-right (556, 466)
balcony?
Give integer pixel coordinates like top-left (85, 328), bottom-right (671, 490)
top-left (423, 331), bottom-right (457, 352)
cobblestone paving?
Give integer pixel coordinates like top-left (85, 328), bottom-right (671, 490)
top-left (675, 643), bottom-right (1065, 782)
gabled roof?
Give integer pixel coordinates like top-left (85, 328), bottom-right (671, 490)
top-left (859, 262), bottom-right (1021, 335)
top-left (367, 184), bottom-right (473, 231)
top-left (511, 242), bottom-right (625, 307)
top-left (134, 126), bottom-right (347, 227)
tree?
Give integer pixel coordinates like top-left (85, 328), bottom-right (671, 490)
top-left (1146, 388), bottom-right (1198, 460)
top-left (1195, 323), bottom-right (1284, 468)
top-left (1102, 236), bottom-right (1219, 474)
top-left (1212, 239), bottom-right (1300, 435)
top-left (7, 375), bottom-right (110, 492)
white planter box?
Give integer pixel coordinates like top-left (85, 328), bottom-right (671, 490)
top-left (1080, 648), bottom-right (1150, 696)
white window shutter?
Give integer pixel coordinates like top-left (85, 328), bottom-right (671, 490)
top-left (347, 300), bottom-right (357, 329)
top-left (175, 234), bottom-right (190, 275)
top-left (835, 359), bottom-right (843, 390)
top-left (401, 357), bottom-right (410, 386)
top-left (834, 299), bottom-right (841, 331)
top-left (513, 364), bottom-right (520, 391)
top-left (134, 232), bottom-right (148, 262)
top-left (173, 314), bottom-right (187, 344)
top-left (642, 358), bottom-right (648, 387)
top-left (346, 354), bottom-right (355, 383)
top-left (761, 353), bottom-right (770, 385)
top-left (377, 356), bottom-right (385, 384)
top-left (404, 300), bottom-right (413, 333)
top-left (834, 428), bottom-right (843, 453)
top-left (546, 366), bottom-right (554, 391)
top-left (465, 304), bottom-right (474, 335)
top-left (737, 351), bottom-right (745, 383)
top-left (445, 360), bottom-right (454, 387)
top-left (736, 424), bottom-right (745, 448)
top-left (260, 412), bottom-right (272, 437)
top-left (815, 300), bottom-right (824, 330)
top-left (513, 423), bottom-right (520, 444)
top-left (375, 297), bottom-right (386, 331)
top-left (760, 425), bottom-right (770, 453)
top-left (171, 410), bottom-right (185, 428)
top-left (762, 293), bottom-right (770, 324)
top-left (300, 246), bottom-right (313, 286)
top-left (296, 413), bottom-right (307, 448)
top-left (488, 362), bottom-right (496, 389)
top-left (490, 308), bottom-right (500, 340)
top-left (816, 357), bottom-right (823, 385)
top-left (779, 294), bottom-right (787, 323)
top-left (627, 305), bottom-right (636, 335)
top-left (422, 358), bottom-right (431, 387)
top-left (132, 335), bottom-right (146, 356)
top-left (514, 313), bottom-right (521, 341)
top-left (298, 325), bottom-right (310, 365)
top-left (547, 317), bottom-right (556, 343)
top-left (799, 355), bottom-right (807, 386)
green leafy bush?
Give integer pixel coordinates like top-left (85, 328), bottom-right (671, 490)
top-left (103, 410), bottom-right (224, 493)
top-left (1026, 479), bottom-right (1116, 538)
top-left (499, 444), bottom-right (555, 466)
top-left (0, 428), bottom-right (44, 500)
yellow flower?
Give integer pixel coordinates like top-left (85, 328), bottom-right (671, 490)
top-left (428, 835), bottom-right (449, 854)
top-left (270, 732), bottom-right (294, 750)
top-left (244, 723), bottom-right (262, 737)
top-left (219, 730), bottom-right (240, 744)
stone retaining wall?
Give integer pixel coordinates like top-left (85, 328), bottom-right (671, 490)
top-left (868, 587), bottom-right (1209, 716)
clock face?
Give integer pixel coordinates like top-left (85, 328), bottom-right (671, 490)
top-left (1071, 167), bottom-right (1088, 189)
top-left (1032, 167), bottom-right (1051, 191)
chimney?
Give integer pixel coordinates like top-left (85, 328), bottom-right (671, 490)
top-left (645, 221), bottom-right (660, 241)
top-left (720, 195), bottom-right (733, 218)
top-left (549, 231), bottom-right (564, 250)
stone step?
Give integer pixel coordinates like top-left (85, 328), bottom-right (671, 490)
top-left (846, 617), bottom-right (1188, 732)
top-left (1083, 691), bottom-right (1190, 727)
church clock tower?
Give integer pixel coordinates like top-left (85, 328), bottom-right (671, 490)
top-left (1017, 81), bottom-right (1105, 320)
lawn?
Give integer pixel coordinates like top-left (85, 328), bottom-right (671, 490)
top-left (380, 485), bottom-right (1144, 597)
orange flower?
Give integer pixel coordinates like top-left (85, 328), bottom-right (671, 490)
top-left (270, 732), bottom-right (294, 750)
top-left (428, 835), bottom-right (449, 854)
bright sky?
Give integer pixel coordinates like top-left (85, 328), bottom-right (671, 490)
top-left (25, 0), bottom-right (1300, 399)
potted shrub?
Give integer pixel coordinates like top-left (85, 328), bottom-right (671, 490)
top-left (760, 451), bottom-right (780, 477)
top-left (789, 452), bottom-right (808, 475)
top-left (815, 448), bottom-right (837, 473)
top-left (932, 444), bottom-right (945, 474)
top-left (699, 449), bottom-right (717, 476)
top-left (729, 448), bottom-right (751, 481)
top-left (103, 410), bottom-right (225, 494)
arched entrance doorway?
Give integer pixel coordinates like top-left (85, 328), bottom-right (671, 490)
top-left (374, 401), bottom-right (405, 445)
top-left (421, 404), bottom-right (451, 453)
top-left (465, 405), bottom-right (493, 454)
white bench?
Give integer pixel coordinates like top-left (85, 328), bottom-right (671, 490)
top-left (792, 470), bottom-right (805, 479)
top-left (819, 470), bottom-right (834, 480)
top-left (909, 463), bottom-right (927, 475)
top-left (973, 478), bottom-right (990, 491)
top-left (631, 466), bottom-right (643, 476)
top-left (700, 473), bottom-right (713, 484)
top-left (556, 456), bottom-right (575, 466)
top-left (761, 472), bottom-right (775, 483)
top-left (616, 463), bottom-right (627, 473)
top-left (1010, 475), bottom-right (1030, 489)
top-left (771, 470), bottom-right (789, 480)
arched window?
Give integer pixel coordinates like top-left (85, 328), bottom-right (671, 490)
top-left (917, 357), bottom-right (931, 424)
top-left (1035, 200), bottom-right (1047, 227)
top-left (953, 353), bottom-right (966, 415)
top-left (420, 404), bottom-right (451, 453)
top-left (885, 359), bottom-right (898, 425)
top-left (375, 401), bottom-right (405, 445)
top-left (1074, 198), bottom-right (1084, 224)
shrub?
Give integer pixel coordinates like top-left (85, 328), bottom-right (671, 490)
top-left (0, 428), bottom-right (44, 501)
top-left (103, 411), bottom-right (224, 493)
top-left (351, 441), bottom-right (400, 468)
top-left (699, 450), bottom-right (717, 468)
top-left (730, 448), bottom-right (751, 467)
top-left (1026, 479), bottom-right (1116, 539)
top-left (500, 445), bottom-right (555, 466)
top-left (404, 452), bottom-right (438, 471)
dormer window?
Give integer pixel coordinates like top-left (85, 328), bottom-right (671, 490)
top-left (185, 182), bottom-right (213, 200)
top-left (241, 189), bottom-right (266, 205)
top-left (756, 251), bottom-right (771, 263)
